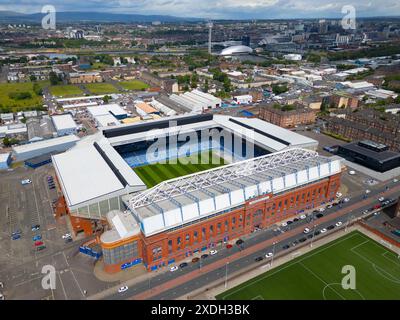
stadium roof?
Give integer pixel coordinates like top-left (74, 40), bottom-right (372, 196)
top-left (126, 148), bottom-right (342, 237)
top-left (220, 45), bottom-right (253, 56)
top-left (52, 137), bottom-right (146, 209)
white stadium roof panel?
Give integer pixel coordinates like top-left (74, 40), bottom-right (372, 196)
top-left (127, 148), bottom-right (342, 237)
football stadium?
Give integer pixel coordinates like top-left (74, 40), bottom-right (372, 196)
top-left (51, 113), bottom-right (345, 273)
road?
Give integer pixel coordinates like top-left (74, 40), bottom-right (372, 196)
top-left (99, 179), bottom-right (400, 300)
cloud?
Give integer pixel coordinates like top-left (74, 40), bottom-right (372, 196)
top-left (1, 0), bottom-right (399, 19)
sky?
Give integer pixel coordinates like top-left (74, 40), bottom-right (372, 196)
top-left (1, 0), bottom-right (400, 19)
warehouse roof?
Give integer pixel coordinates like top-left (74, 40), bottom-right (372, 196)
top-left (52, 114), bottom-right (77, 131)
top-left (13, 135), bottom-right (79, 154)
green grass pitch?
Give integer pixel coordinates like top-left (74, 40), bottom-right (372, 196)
top-left (133, 151), bottom-right (227, 188)
top-left (217, 231), bottom-right (400, 300)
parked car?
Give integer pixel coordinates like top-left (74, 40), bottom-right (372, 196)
top-left (21, 179), bottom-right (32, 185)
top-left (336, 192), bottom-right (342, 198)
top-left (65, 238), bottom-right (73, 243)
top-left (32, 235), bottom-right (42, 241)
top-left (378, 197), bottom-right (385, 202)
top-left (179, 262), bottom-right (188, 268)
top-left (31, 225), bottom-right (40, 231)
top-left (327, 225), bottom-right (335, 230)
top-left (320, 228), bottom-right (327, 234)
top-left (343, 198), bottom-right (350, 203)
top-left (236, 239), bottom-right (244, 246)
top-left (303, 228), bottom-right (311, 234)
top-left (209, 250), bottom-right (218, 255)
top-left (316, 213), bottom-right (324, 219)
top-left (201, 254), bottom-right (209, 259)
top-left (62, 233), bottom-right (71, 239)
top-left (226, 244), bottom-right (233, 249)
top-left (34, 241), bottom-right (44, 246)
top-left (265, 252), bottom-right (273, 258)
top-left (118, 286), bottom-right (129, 293)
top-left (170, 266), bottom-right (178, 272)
top-left (192, 257), bottom-right (200, 263)
top-left (11, 229), bottom-right (22, 236)
top-left (282, 245), bottom-right (290, 250)
top-left (36, 245), bottom-right (46, 251)
top-left (299, 214), bottom-right (307, 220)
top-left (11, 234), bottom-right (21, 240)
top-left (299, 238), bottom-right (307, 243)
top-left (281, 222), bottom-right (288, 227)
top-left (255, 256), bottom-right (264, 262)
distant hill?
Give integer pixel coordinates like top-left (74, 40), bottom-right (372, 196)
top-left (0, 11), bottom-right (204, 23)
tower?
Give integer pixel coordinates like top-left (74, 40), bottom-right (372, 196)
top-left (207, 21), bottom-right (213, 54)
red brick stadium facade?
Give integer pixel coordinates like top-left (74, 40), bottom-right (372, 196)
top-left (101, 172), bottom-right (341, 273)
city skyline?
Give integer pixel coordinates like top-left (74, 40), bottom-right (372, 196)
top-left (1, 0), bottom-right (400, 20)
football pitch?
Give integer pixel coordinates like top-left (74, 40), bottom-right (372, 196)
top-left (133, 151), bottom-right (227, 188)
top-left (217, 231), bottom-right (400, 300)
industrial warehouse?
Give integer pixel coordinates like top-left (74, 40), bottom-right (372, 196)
top-left (50, 113), bottom-right (342, 273)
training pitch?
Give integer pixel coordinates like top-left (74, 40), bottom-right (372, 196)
top-left (133, 151), bottom-right (226, 188)
top-left (217, 231), bottom-right (400, 300)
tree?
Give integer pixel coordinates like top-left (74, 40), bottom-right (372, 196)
top-left (49, 71), bottom-right (60, 85)
top-left (29, 75), bottom-right (37, 82)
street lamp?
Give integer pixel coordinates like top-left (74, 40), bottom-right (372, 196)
top-left (224, 261), bottom-right (229, 289)
top-left (271, 241), bottom-right (277, 267)
top-left (310, 224), bottom-right (317, 248)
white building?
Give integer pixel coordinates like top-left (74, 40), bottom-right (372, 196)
top-left (12, 135), bottom-right (80, 161)
top-left (169, 89), bottom-right (221, 113)
top-left (0, 152), bottom-right (11, 170)
top-left (283, 54), bottom-right (302, 61)
top-left (52, 114), bottom-right (78, 136)
top-left (233, 95), bottom-right (252, 104)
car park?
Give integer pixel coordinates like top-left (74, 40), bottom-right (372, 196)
top-left (170, 266), bottom-right (178, 272)
top-left (118, 286), bottom-right (128, 293)
top-left (303, 228), bottom-right (311, 234)
top-left (320, 228), bottom-right (327, 233)
top-left (179, 262), bottom-right (188, 268)
top-left (210, 250), bottom-right (218, 255)
top-left (255, 256), bottom-right (264, 262)
top-left (265, 252), bottom-right (273, 258)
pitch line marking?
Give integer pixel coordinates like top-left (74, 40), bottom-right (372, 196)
top-left (221, 232), bottom-right (361, 300)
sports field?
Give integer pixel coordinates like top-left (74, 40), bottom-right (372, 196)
top-left (217, 231), bottom-right (400, 300)
top-left (133, 151), bottom-right (227, 188)
top-left (84, 83), bottom-right (119, 94)
top-left (49, 84), bottom-right (83, 97)
top-left (119, 80), bottom-right (149, 91)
